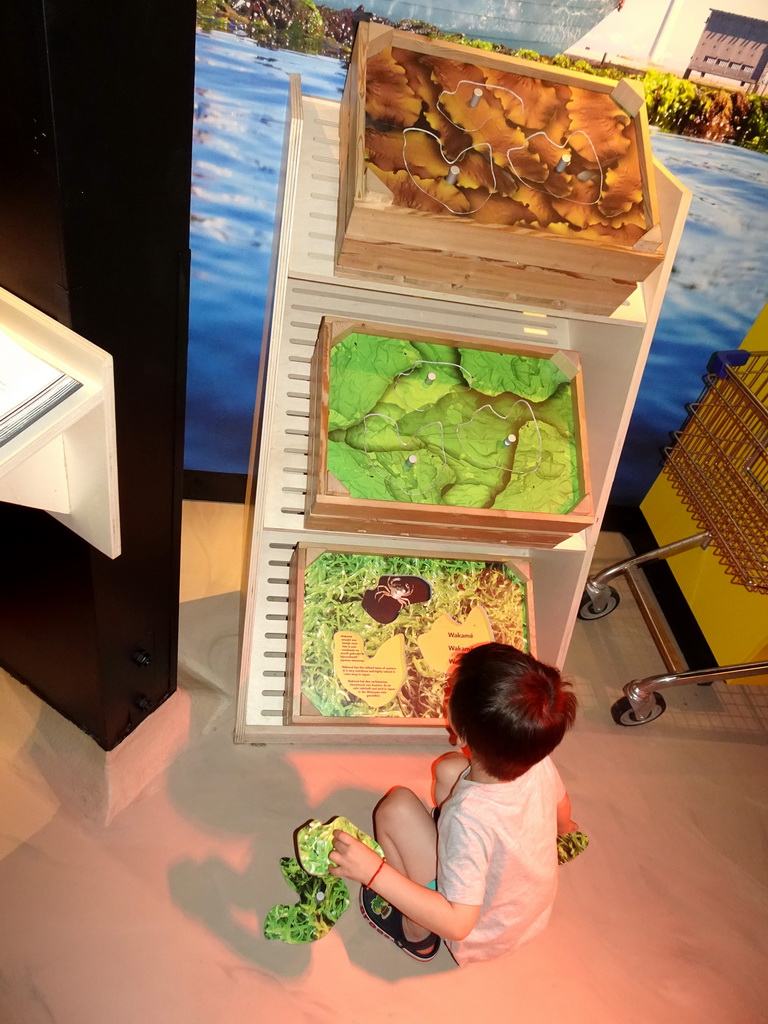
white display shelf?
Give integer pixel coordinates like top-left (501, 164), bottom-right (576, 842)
top-left (0, 287), bottom-right (120, 558)
top-left (237, 77), bottom-right (690, 743)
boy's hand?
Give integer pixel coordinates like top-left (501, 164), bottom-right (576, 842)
top-left (557, 819), bottom-right (579, 835)
top-left (328, 829), bottom-right (384, 885)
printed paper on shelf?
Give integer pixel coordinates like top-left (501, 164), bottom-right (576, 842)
top-left (418, 606), bottom-right (494, 674)
top-left (332, 631), bottom-right (407, 708)
top-left (0, 331), bottom-right (82, 448)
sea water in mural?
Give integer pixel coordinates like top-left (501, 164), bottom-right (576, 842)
top-left (186, 29), bottom-right (768, 504)
top-left (322, 331), bottom-right (583, 515)
top-left (187, 30), bottom-right (346, 475)
top-left (290, 549), bottom-right (530, 723)
top-left (317, 0), bottom-right (616, 52)
top-left (614, 131), bottom-right (768, 504)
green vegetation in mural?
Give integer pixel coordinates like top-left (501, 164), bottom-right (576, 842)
top-left (327, 333), bottom-right (580, 515)
top-left (196, 1), bottom-right (768, 153)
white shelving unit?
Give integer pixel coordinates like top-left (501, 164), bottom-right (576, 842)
top-left (237, 78), bottom-right (690, 743)
top-left (0, 286), bottom-right (120, 559)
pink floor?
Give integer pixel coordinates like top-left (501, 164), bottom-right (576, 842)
top-left (1, 524), bottom-right (767, 1024)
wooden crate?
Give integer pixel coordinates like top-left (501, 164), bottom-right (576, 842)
top-left (305, 317), bottom-right (593, 546)
top-left (336, 24), bottom-right (663, 316)
top-left (286, 542), bottom-right (534, 728)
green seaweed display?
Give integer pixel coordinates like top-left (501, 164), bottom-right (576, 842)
top-left (327, 332), bottom-right (581, 514)
top-left (298, 550), bottom-right (529, 721)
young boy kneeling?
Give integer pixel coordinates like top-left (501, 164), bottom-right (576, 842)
top-left (329, 642), bottom-right (578, 966)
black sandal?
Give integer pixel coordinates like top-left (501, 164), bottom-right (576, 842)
top-left (360, 886), bottom-right (441, 962)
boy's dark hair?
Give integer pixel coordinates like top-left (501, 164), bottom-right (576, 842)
top-left (447, 642), bottom-right (577, 781)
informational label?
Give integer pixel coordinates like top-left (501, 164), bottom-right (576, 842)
top-left (417, 606), bottom-right (494, 674)
top-left (332, 631), bottom-right (407, 709)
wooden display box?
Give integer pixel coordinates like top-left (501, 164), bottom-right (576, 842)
top-left (305, 317), bottom-right (593, 547)
top-left (286, 542), bottom-right (534, 728)
top-left (336, 23), bottom-right (663, 316)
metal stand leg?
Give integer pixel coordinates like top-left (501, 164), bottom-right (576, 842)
top-left (579, 532), bottom-right (710, 620)
top-left (613, 660), bottom-right (768, 726)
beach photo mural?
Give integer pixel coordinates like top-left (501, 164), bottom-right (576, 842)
top-left (188, 0), bottom-right (768, 504)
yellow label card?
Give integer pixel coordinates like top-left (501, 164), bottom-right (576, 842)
top-left (417, 606), bottom-right (494, 674)
top-left (333, 631), bottom-right (407, 709)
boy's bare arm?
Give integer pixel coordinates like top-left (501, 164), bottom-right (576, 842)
top-left (329, 830), bottom-right (480, 942)
top-left (556, 791), bottom-right (578, 834)
top-left (433, 751), bottom-right (470, 807)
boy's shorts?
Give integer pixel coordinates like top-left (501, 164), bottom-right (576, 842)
top-left (426, 879), bottom-right (437, 891)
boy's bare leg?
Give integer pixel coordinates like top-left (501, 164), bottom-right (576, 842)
top-left (373, 787), bottom-right (438, 945)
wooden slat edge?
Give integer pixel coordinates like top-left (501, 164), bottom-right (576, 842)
top-left (285, 545), bottom-right (307, 725)
top-left (390, 29), bottom-right (615, 92)
top-left (633, 99), bottom-right (662, 237)
top-left (570, 354), bottom-right (593, 516)
top-left (336, 20), bottom-right (368, 258)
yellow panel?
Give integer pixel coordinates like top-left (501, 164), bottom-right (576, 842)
top-left (742, 303), bottom-right (768, 348)
top-left (642, 474), bottom-right (768, 683)
top-left (641, 302), bottom-right (768, 686)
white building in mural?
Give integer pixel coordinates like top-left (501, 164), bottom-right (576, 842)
top-left (567, 0), bottom-right (768, 75)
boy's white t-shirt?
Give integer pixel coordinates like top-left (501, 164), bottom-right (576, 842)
top-left (437, 756), bottom-right (566, 966)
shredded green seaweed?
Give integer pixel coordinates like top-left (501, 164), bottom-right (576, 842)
top-left (557, 831), bottom-right (590, 865)
top-left (300, 552), bottom-right (529, 720)
top-left (297, 817), bottom-right (383, 876)
top-left (264, 817), bottom-right (383, 944)
top-left (263, 857), bottom-right (350, 943)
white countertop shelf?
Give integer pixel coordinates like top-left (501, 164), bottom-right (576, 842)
top-left (0, 287), bottom-right (120, 558)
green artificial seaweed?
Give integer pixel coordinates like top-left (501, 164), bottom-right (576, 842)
top-left (328, 333), bottom-right (419, 430)
top-left (297, 816), bottom-right (383, 876)
top-left (458, 347), bottom-right (569, 401)
top-left (263, 856), bottom-right (350, 943)
top-left (328, 437), bottom-right (457, 505)
top-left (264, 817), bottom-right (382, 944)
top-left (492, 421), bottom-right (579, 514)
top-left (557, 830), bottom-right (590, 865)
top-left (325, 332), bottom-right (581, 513)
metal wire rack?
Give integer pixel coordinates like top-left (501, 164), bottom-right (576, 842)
top-left (664, 351), bottom-right (768, 594)
top-left (578, 350), bottom-right (768, 726)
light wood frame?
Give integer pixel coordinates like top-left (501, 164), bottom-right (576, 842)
top-left (305, 316), bottom-right (593, 546)
top-left (286, 541), bottom-right (535, 729)
top-left (336, 23), bottom-right (663, 316)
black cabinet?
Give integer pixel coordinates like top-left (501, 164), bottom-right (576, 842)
top-left (0, 1), bottom-right (195, 749)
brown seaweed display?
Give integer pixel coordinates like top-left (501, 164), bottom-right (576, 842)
top-left (364, 46), bottom-right (648, 246)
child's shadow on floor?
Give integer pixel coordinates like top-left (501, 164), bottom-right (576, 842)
top-left (166, 737), bottom-right (451, 978)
